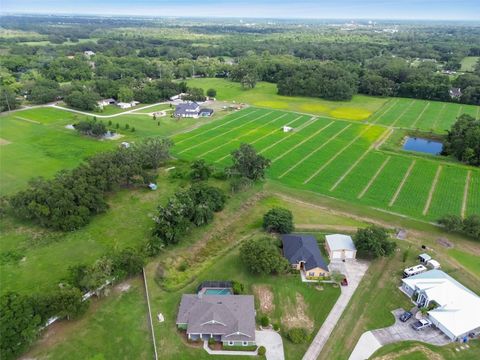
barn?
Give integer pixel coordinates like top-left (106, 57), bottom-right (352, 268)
top-left (325, 234), bottom-right (357, 260)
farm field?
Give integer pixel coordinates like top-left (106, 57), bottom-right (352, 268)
top-left (368, 97), bottom-right (480, 133)
top-left (172, 107), bottom-right (480, 221)
top-left (186, 78), bottom-right (387, 120)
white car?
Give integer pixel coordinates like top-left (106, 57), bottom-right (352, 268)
top-left (411, 318), bottom-right (432, 331)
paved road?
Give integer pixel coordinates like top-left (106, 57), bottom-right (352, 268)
top-left (302, 260), bottom-right (369, 360)
top-left (349, 308), bottom-right (451, 360)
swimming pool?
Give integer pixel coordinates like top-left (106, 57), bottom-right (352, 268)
top-left (203, 288), bottom-right (232, 295)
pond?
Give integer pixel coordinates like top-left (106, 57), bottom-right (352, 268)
top-left (403, 137), bottom-right (443, 155)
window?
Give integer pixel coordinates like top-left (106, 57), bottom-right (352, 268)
top-left (309, 272), bottom-right (315, 277)
top-left (228, 341), bottom-right (234, 346)
top-left (242, 341), bottom-right (248, 346)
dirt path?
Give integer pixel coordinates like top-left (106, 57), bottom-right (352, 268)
top-left (295, 224), bottom-right (358, 232)
top-left (50, 102), bottom-right (169, 118)
top-left (372, 345), bottom-right (443, 360)
top-left (461, 170), bottom-right (471, 219)
top-left (389, 160), bottom-right (416, 207)
top-left (423, 165), bottom-right (442, 215)
top-left (358, 157), bottom-right (391, 199)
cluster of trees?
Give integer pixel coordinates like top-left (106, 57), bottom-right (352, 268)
top-left (1, 246), bottom-right (145, 360)
top-left (74, 118), bottom-right (107, 137)
top-left (227, 143), bottom-right (271, 190)
top-left (263, 207), bottom-right (294, 234)
top-left (1, 289), bottom-right (87, 359)
top-left (439, 214), bottom-right (480, 241)
top-left (8, 138), bottom-right (172, 230)
top-left (277, 62), bottom-right (358, 100)
top-left (354, 225), bottom-right (397, 258)
top-left (443, 114), bottom-right (480, 166)
top-left (149, 183), bottom-right (226, 253)
top-left (240, 237), bottom-right (289, 275)
top-left (67, 248), bottom-right (145, 292)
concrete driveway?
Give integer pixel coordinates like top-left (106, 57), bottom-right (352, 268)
top-left (349, 308), bottom-right (451, 359)
top-left (255, 330), bottom-right (285, 360)
top-left (302, 260), bottom-right (369, 360)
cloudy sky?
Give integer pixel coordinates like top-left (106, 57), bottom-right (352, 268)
top-left (1, 0), bottom-right (479, 20)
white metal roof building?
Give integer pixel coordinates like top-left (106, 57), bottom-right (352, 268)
top-left (401, 270), bottom-right (480, 341)
top-left (325, 234), bottom-right (357, 260)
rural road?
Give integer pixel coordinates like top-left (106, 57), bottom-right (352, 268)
top-left (302, 260), bottom-right (369, 360)
top-left (50, 102), bottom-right (169, 118)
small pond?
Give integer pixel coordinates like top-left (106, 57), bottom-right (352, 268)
top-left (403, 137), bottom-right (443, 155)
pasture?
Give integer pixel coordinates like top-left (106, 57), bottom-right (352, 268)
top-left (460, 56), bottom-right (479, 72)
top-left (172, 107), bottom-right (480, 221)
top-left (0, 106), bottom-right (213, 195)
top-left (186, 78), bottom-right (387, 120)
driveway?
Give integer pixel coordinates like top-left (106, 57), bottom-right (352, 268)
top-left (302, 260), bottom-right (369, 360)
top-left (256, 330), bottom-right (285, 360)
top-left (349, 308), bottom-right (451, 360)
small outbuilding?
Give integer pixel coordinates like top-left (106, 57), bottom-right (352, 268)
top-left (148, 183), bottom-right (158, 191)
top-left (427, 259), bottom-right (441, 269)
top-left (283, 126), bottom-right (293, 133)
top-left (325, 234), bottom-right (357, 260)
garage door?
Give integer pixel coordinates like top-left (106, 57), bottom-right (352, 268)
top-left (344, 251), bottom-right (355, 259)
top-left (331, 251), bottom-right (341, 259)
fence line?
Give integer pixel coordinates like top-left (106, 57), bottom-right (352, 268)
top-left (142, 267), bottom-right (159, 360)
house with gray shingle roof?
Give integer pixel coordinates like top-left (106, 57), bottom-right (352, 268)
top-left (281, 234), bottom-right (329, 278)
top-left (174, 101), bottom-right (201, 118)
top-left (176, 294), bottom-right (256, 346)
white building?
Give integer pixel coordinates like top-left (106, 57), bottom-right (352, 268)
top-left (325, 234), bottom-right (357, 260)
top-left (401, 270), bottom-right (480, 341)
top-left (116, 101), bottom-right (139, 109)
top-left (84, 50), bottom-right (96, 58)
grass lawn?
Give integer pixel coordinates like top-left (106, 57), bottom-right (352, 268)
top-left (460, 56), bottom-right (480, 72)
top-left (186, 78), bottom-right (387, 121)
top-left (146, 240), bottom-right (340, 360)
top-left (370, 340), bottom-right (480, 359)
top-left (0, 106), bottom-right (214, 195)
top-left (0, 168), bottom-right (180, 295)
top-left (172, 107), bottom-right (480, 221)
top-left (24, 278), bottom-right (154, 360)
top-left (448, 248), bottom-right (480, 277)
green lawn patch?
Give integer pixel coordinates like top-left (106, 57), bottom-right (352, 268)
top-left (460, 56), bottom-right (479, 72)
top-left (186, 78), bottom-right (387, 120)
top-left (448, 248), bottom-right (480, 277)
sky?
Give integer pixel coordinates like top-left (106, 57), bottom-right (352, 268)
top-left (1, 0), bottom-right (480, 20)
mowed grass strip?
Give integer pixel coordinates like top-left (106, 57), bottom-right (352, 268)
top-left (394, 100), bottom-right (429, 129)
top-left (176, 109), bottom-right (276, 154)
top-left (466, 171), bottom-right (480, 217)
top-left (275, 123), bottom-right (355, 179)
top-left (214, 114), bottom-right (308, 163)
top-left (173, 107), bottom-right (259, 145)
top-left (427, 166), bottom-right (469, 219)
top-left (303, 125), bottom-right (376, 184)
top-left (200, 113), bottom-right (304, 163)
top-left (196, 112), bottom-right (290, 158)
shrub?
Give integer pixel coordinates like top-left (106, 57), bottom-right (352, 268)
top-left (232, 280), bottom-right (244, 295)
top-left (262, 207), bottom-right (294, 234)
top-left (258, 346), bottom-right (266, 356)
top-left (212, 170), bottom-right (228, 180)
top-left (273, 323), bottom-right (280, 331)
top-left (260, 315), bottom-right (269, 327)
top-left (287, 327), bottom-right (309, 344)
top-left (207, 88), bottom-right (217, 98)
top-left (208, 338), bottom-right (216, 346)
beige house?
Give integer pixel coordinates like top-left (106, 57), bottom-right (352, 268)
top-left (281, 234), bottom-right (329, 278)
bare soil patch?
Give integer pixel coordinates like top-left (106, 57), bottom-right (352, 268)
top-left (253, 284), bottom-right (275, 314)
top-left (0, 138), bottom-right (11, 145)
top-left (372, 345), bottom-right (443, 360)
top-left (437, 237), bottom-right (453, 248)
top-left (282, 292), bottom-right (314, 332)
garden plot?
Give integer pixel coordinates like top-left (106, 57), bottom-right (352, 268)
top-left (172, 107), bottom-right (480, 220)
top-left (369, 98), bottom-right (480, 134)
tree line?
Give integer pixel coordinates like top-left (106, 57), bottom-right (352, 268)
top-left (7, 138), bottom-right (173, 230)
